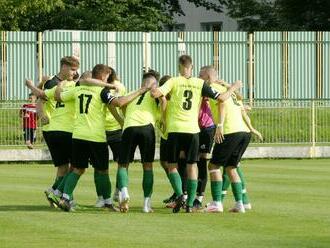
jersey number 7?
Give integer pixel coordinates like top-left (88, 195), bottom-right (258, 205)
top-left (78, 94), bottom-right (93, 114)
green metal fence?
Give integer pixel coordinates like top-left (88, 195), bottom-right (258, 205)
top-left (0, 100), bottom-right (329, 147)
top-left (0, 31), bottom-right (330, 147)
top-left (1, 31), bottom-right (330, 99)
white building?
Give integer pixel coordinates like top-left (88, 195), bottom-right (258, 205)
top-left (167, 0), bottom-right (238, 31)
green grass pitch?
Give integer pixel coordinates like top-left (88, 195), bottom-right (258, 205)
top-left (0, 159), bottom-right (329, 248)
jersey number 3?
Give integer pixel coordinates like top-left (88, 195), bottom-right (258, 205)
top-left (78, 94), bottom-right (92, 114)
top-left (182, 90), bottom-right (193, 110)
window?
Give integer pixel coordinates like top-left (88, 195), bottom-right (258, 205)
top-left (200, 22), bottom-right (222, 31)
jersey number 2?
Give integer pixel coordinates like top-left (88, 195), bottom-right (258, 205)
top-left (182, 90), bottom-right (193, 110)
top-left (78, 94), bottom-right (92, 114)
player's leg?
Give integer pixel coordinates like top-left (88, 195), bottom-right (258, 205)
top-left (43, 131), bottom-right (71, 207)
top-left (177, 152), bottom-right (187, 201)
top-left (117, 127), bottom-right (137, 212)
top-left (184, 133), bottom-right (200, 213)
top-left (91, 141), bottom-right (118, 212)
top-left (234, 132), bottom-right (252, 210)
top-left (203, 162), bottom-right (223, 213)
top-left (24, 128), bottom-right (33, 149)
top-left (139, 124), bottom-right (156, 213)
top-left (166, 133), bottom-right (185, 213)
top-left (226, 132), bottom-right (251, 213)
top-left (160, 138), bottom-right (177, 206)
top-left (109, 141), bottom-right (121, 203)
top-left (221, 170), bottom-right (231, 202)
top-left (203, 135), bottom-right (235, 212)
top-left (58, 138), bottom-right (88, 212)
top-left (105, 129), bottom-right (122, 203)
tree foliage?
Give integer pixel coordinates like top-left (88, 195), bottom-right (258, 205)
top-left (0, 0), bottom-right (226, 31)
top-left (226, 0), bottom-right (330, 31)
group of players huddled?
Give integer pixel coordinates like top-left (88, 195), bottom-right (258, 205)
top-left (25, 54), bottom-right (262, 214)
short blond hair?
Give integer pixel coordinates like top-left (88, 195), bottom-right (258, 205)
top-left (60, 56), bottom-right (80, 68)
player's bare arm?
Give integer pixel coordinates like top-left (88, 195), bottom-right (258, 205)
top-left (241, 107), bottom-right (263, 141)
top-left (216, 80), bottom-right (243, 102)
top-left (25, 79), bottom-right (47, 100)
top-left (214, 102), bottom-right (225, 144)
top-left (108, 104), bottom-right (124, 127)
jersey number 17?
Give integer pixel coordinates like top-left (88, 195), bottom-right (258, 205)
top-left (78, 94), bottom-right (92, 114)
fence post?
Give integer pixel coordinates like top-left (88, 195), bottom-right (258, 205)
top-left (38, 32), bottom-right (43, 84)
top-left (248, 33), bottom-right (254, 106)
top-left (213, 31), bottom-right (219, 73)
top-left (1, 31), bottom-right (6, 99)
top-left (310, 100), bottom-right (316, 158)
top-left (282, 32), bottom-right (288, 98)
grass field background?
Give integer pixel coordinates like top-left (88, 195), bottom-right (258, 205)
top-left (0, 159), bottom-right (329, 248)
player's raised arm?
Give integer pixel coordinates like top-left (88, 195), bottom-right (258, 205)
top-left (25, 79), bottom-right (47, 100)
top-left (217, 80), bottom-right (242, 102)
top-left (105, 73), bottom-right (156, 108)
top-left (80, 78), bottom-right (119, 91)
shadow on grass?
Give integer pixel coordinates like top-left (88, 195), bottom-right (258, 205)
top-left (0, 204), bottom-right (173, 214)
top-left (0, 205), bottom-right (55, 212)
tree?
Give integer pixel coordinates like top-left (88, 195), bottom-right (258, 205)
top-left (226, 0), bottom-right (330, 31)
top-left (0, 0), bottom-right (227, 31)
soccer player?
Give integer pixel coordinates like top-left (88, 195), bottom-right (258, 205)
top-left (188, 66), bottom-right (218, 210)
top-left (116, 70), bottom-right (160, 213)
top-left (35, 56), bottom-right (79, 207)
top-left (151, 55), bottom-right (242, 213)
top-left (20, 93), bottom-right (37, 149)
top-left (204, 67), bottom-right (262, 213)
top-left (56, 64), bottom-right (152, 211)
top-left (102, 67), bottom-right (126, 206)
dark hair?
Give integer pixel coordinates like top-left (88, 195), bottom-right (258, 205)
top-left (179, 55), bottom-right (192, 67)
top-left (60, 56), bottom-right (80, 68)
top-left (143, 69), bottom-right (160, 81)
top-left (92, 64), bottom-right (111, 79)
top-left (107, 66), bottom-right (118, 84)
top-left (159, 75), bottom-right (171, 87)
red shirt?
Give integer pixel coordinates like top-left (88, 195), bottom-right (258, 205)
top-left (21, 103), bottom-right (37, 129)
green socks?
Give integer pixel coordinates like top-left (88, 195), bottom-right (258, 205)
top-left (51, 176), bottom-right (64, 190)
top-left (231, 182), bottom-right (243, 202)
top-left (237, 167), bottom-right (250, 204)
top-left (143, 170), bottom-right (154, 197)
top-left (117, 167), bottom-right (128, 189)
top-left (168, 172), bottom-right (183, 196)
top-left (94, 171), bottom-right (103, 197)
top-left (187, 179), bottom-right (198, 207)
top-left (63, 172), bottom-right (81, 197)
top-left (97, 173), bottom-right (111, 199)
top-left (211, 180), bottom-right (223, 202)
top-left (221, 172), bottom-right (230, 201)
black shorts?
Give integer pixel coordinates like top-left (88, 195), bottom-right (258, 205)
top-left (167, 132), bottom-right (199, 164)
top-left (23, 128), bottom-right (36, 143)
top-left (43, 131), bottom-right (72, 167)
top-left (210, 132), bottom-right (251, 167)
top-left (199, 125), bottom-right (216, 153)
top-left (71, 138), bottom-right (109, 170)
top-left (106, 129), bottom-right (122, 162)
top-left (160, 138), bottom-right (167, 162)
top-left (118, 124), bottom-right (155, 164)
